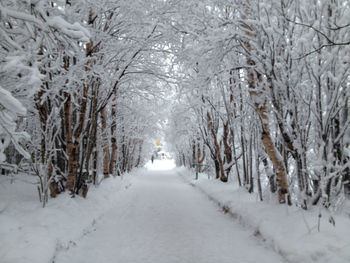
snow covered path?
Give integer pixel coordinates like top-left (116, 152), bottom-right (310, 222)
top-left (55, 168), bottom-right (284, 263)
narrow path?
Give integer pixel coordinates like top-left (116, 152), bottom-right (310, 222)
top-left (55, 169), bottom-right (284, 263)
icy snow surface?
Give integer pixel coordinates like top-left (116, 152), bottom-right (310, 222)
top-left (55, 160), bottom-right (284, 263)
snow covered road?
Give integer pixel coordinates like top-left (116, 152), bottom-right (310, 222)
top-left (55, 168), bottom-right (284, 263)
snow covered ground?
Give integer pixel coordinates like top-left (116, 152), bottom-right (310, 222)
top-left (1, 161), bottom-right (349, 263)
top-left (0, 172), bottom-right (134, 263)
top-left (178, 167), bottom-right (350, 263)
top-left (144, 159), bottom-right (176, 171)
top-left (55, 161), bottom-right (284, 263)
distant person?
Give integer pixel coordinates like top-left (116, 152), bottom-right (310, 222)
top-left (151, 155), bottom-right (154, 164)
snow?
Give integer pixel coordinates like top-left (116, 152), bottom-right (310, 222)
top-left (1, 6), bottom-right (44, 29)
top-left (144, 158), bottom-right (176, 171)
top-left (1, 5), bottom-right (90, 43)
top-left (0, 86), bottom-right (27, 116)
top-left (0, 173), bottom-right (133, 263)
top-left (47, 16), bottom-right (91, 42)
top-left (55, 162), bottom-right (284, 263)
top-left (178, 167), bottom-right (350, 263)
top-left (1, 162), bottom-right (349, 263)
top-left (0, 84), bottom-right (31, 161)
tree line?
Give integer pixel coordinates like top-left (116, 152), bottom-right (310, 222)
top-left (0, 0), bottom-right (167, 206)
top-left (166, 0), bottom-right (350, 209)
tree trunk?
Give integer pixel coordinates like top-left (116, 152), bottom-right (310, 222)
top-left (100, 108), bottom-right (110, 178)
top-left (64, 93), bottom-right (75, 193)
top-left (192, 141), bottom-right (196, 165)
top-left (230, 127), bottom-right (242, 186)
top-left (109, 91), bottom-right (118, 175)
top-left (207, 112), bottom-right (227, 182)
top-left (223, 122), bottom-right (232, 179)
top-left (254, 92), bottom-right (291, 204)
top-left (239, 85), bottom-right (248, 186)
top-left (135, 141), bottom-right (143, 168)
top-left (85, 86), bottom-right (98, 176)
top-left (241, 2), bottom-right (291, 204)
top-left (248, 133), bottom-right (254, 193)
top-left (214, 157), bottom-right (220, 179)
top-left (36, 88), bottom-right (60, 197)
top-left (93, 132), bottom-right (98, 185)
top-left (256, 152), bottom-right (263, 201)
top-left (197, 140), bottom-right (205, 172)
top-left (72, 84), bottom-right (89, 192)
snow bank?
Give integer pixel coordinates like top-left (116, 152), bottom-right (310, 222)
top-left (177, 167), bottom-right (350, 263)
top-left (0, 171), bottom-right (136, 263)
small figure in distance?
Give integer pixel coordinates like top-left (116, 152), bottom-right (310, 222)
top-left (151, 155), bottom-right (154, 164)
